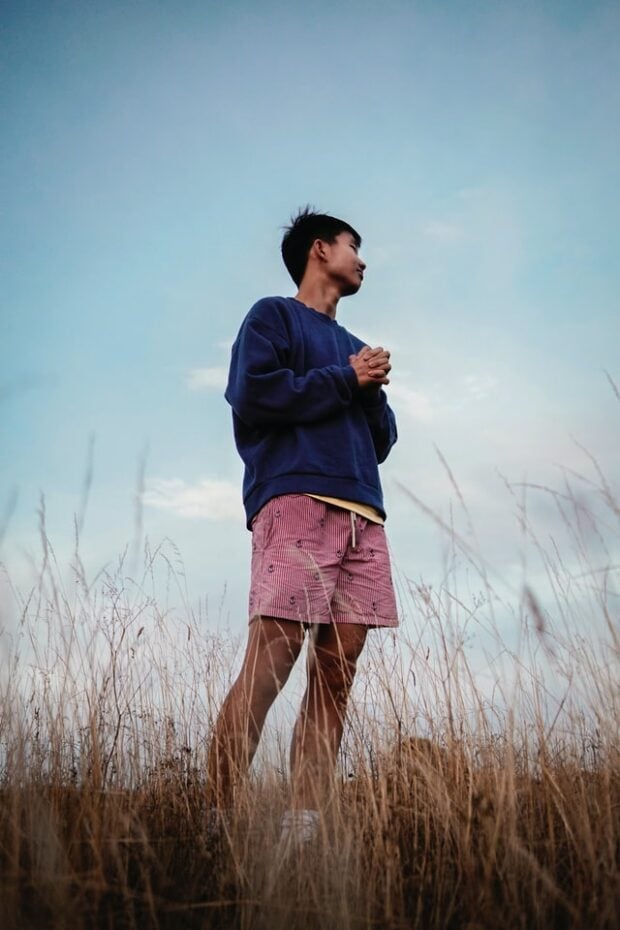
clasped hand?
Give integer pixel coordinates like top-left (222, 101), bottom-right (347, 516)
top-left (348, 346), bottom-right (391, 389)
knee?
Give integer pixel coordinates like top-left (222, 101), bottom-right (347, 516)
top-left (235, 622), bottom-right (304, 705)
top-left (253, 664), bottom-right (293, 702)
top-left (240, 651), bottom-right (299, 707)
top-left (312, 649), bottom-right (358, 696)
top-left (230, 669), bottom-right (281, 712)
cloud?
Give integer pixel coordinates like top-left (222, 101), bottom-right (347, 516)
top-left (143, 478), bottom-right (242, 521)
top-left (186, 367), bottom-right (228, 391)
top-left (422, 221), bottom-right (463, 242)
top-left (461, 373), bottom-right (498, 402)
top-left (388, 368), bottom-right (497, 423)
top-left (388, 383), bottom-right (435, 422)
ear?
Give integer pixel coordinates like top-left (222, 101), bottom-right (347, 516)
top-left (312, 238), bottom-right (330, 263)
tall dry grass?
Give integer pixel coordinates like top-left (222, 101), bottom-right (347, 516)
top-left (0, 455), bottom-right (618, 929)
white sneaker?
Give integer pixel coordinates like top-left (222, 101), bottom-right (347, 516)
top-left (275, 809), bottom-right (319, 858)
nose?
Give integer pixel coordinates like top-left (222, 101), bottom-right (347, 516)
top-left (358, 256), bottom-right (367, 271)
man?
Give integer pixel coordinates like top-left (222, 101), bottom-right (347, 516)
top-left (206, 207), bottom-right (398, 845)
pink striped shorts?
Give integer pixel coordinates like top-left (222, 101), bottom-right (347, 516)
top-left (248, 494), bottom-right (399, 627)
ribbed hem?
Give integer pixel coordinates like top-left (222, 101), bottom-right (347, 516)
top-left (245, 475), bottom-right (386, 528)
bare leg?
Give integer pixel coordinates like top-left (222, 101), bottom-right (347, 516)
top-left (290, 623), bottom-right (368, 810)
top-left (207, 618), bottom-right (305, 808)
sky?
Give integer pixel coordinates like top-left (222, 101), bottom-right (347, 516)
top-left (1, 0), bottom-right (619, 671)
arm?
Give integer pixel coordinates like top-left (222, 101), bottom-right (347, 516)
top-left (349, 346), bottom-right (397, 462)
top-left (225, 316), bottom-right (359, 427)
top-left (359, 388), bottom-right (398, 463)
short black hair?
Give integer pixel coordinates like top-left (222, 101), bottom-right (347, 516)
top-left (281, 206), bottom-right (362, 287)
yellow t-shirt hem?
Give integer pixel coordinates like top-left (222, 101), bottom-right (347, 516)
top-left (305, 494), bottom-right (384, 525)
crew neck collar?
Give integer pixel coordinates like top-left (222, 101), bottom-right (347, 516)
top-left (289, 296), bottom-right (337, 323)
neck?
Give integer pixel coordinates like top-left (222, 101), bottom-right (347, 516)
top-left (294, 279), bottom-right (341, 319)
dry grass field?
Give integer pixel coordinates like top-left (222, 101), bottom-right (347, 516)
top-left (0, 457), bottom-right (618, 929)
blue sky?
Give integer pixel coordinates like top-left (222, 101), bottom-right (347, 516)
top-left (1, 0), bottom-right (618, 647)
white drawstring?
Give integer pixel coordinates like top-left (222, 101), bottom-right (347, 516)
top-left (350, 510), bottom-right (357, 549)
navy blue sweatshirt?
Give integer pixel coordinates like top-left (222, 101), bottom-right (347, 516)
top-left (225, 296), bottom-right (397, 527)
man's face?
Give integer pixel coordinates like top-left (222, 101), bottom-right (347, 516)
top-left (322, 232), bottom-right (366, 296)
